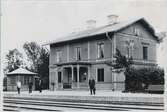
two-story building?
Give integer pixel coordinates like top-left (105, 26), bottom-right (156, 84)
top-left (46, 15), bottom-right (159, 91)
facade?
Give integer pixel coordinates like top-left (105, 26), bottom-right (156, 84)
top-left (6, 67), bottom-right (37, 91)
top-left (47, 17), bottom-right (158, 91)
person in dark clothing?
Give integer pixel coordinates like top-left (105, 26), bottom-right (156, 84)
top-left (39, 79), bottom-right (42, 93)
top-left (28, 81), bottom-right (33, 94)
top-left (89, 77), bottom-right (96, 95)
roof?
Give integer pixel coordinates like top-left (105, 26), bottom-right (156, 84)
top-left (6, 67), bottom-right (37, 75)
top-left (44, 17), bottom-right (158, 45)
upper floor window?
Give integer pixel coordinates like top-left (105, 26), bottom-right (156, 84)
top-left (76, 47), bottom-right (81, 61)
top-left (56, 51), bottom-right (62, 62)
top-left (125, 40), bottom-right (134, 58)
top-left (143, 46), bottom-right (148, 60)
top-left (126, 47), bottom-right (130, 58)
top-left (134, 27), bottom-right (140, 36)
top-left (97, 68), bottom-right (104, 82)
top-left (97, 43), bottom-right (104, 59)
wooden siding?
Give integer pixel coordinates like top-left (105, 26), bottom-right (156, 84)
top-left (50, 36), bottom-right (113, 65)
top-left (115, 22), bottom-right (157, 62)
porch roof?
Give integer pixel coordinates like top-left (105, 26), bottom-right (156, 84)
top-left (6, 67), bottom-right (37, 76)
top-left (54, 61), bottom-right (91, 66)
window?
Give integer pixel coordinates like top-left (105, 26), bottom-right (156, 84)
top-left (126, 47), bottom-right (130, 58)
top-left (23, 76), bottom-right (29, 85)
top-left (143, 46), bottom-right (148, 60)
top-left (97, 68), bottom-right (104, 82)
top-left (134, 27), bottom-right (140, 36)
top-left (56, 51), bottom-right (62, 62)
top-left (125, 40), bottom-right (134, 58)
top-left (10, 76), bottom-right (16, 84)
top-left (58, 72), bottom-right (62, 83)
top-left (76, 47), bottom-right (81, 60)
top-left (97, 43), bottom-right (104, 59)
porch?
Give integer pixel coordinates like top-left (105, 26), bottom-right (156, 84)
top-left (55, 63), bottom-right (91, 90)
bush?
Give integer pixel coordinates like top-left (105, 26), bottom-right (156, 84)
top-left (125, 67), bottom-right (164, 92)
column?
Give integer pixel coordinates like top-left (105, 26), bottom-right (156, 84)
top-left (88, 41), bottom-right (90, 61)
top-left (55, 68), bottom-right (58, 89)
top-left (71, 66), bottom-right (74, 89)
top-left (77, 65), bottom-right (80, 88)
top-left (67, 44), bottom-right (69, 62)
top-left (112, 33), bottom-right (116, 62)
top-left (88, 66), bottom-right (90, 80)
top-left (62, 68), bottom-right (64, 89)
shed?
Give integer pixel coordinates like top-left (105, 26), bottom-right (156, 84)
top-left (6, 67), bottom-right (37, 91)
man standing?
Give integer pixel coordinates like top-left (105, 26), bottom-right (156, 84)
top-left (89, 77), bottom-right (96, 95)
top-left (39, 79), bottom-right (42, 93)
top-left (17, 81), bottom-right (21, 94)
top-left (28, 81), bottom-right (33, 94)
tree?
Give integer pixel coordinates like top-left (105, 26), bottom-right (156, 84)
top-left (23, 42), bottom-right (49, 89)
top-left (5, 49), bottom-right (23, 72)
top-left (113, 49), bottom-right (133, 69)
top-left (124, 67), bottom-right (164, 92)
top-left (23, 42), bottom-right (41, 72)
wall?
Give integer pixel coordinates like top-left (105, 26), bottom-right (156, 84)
top-left (7, 75), bottom-right (35, 91)
top-left (116, 22), bottom-right (157, 64)
top-left (50, 35), bottom-right (113, 65)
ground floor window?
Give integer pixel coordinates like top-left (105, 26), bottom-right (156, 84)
top-left (74, 68), bottom-right (77, 82)
top-left (23, 76), bottom-right (29, 85)
top-left (58, 72), bottom-right (62, 83)
top-left (97, 68), bottom-right (104, 82)
top-left (10, 76), bottom-right (16, 84)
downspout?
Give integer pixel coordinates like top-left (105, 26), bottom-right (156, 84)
top-left (106, 32), bottom-right (116, 91)
top-left (105, 32), bottom-right (114, 62)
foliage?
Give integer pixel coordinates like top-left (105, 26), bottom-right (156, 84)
top-left (23, 42), bottom-right (41, 72)
top-left (3, 77), bottom-right (7, 91)
top-left (113, 49), bottom-right (133, 69)
top-left (5, 49), bottom-right (23, 72)
top-left (23, 42), bottom-right (49, 89)
top-left (113, 49), bottom-right (164, 93)
top-left (125, 67), bottom-right (164, 92)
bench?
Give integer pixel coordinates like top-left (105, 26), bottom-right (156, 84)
top-left (145, 84), bottom-right (164, 94)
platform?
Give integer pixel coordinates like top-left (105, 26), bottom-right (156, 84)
top-left (3, 90), bottom-right (164, 105)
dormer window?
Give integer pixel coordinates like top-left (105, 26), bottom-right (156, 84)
top-left (56, 51), bottom-right (62, 62)
top-left (97, 43), bottom-right (104, 59)
top-left (134, 27), bottom-right (140, 36)
top-left (76, 47), bottom-right (81, 61)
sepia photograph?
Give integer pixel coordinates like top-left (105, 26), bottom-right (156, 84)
top-left (1, 0), bottom-right (167, 112)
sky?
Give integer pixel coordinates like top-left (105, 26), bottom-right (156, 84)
top-left (1, 0), bottom-right (167, 67)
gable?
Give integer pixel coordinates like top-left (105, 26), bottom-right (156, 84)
top-left (118, 22), bottom-right (157, 42)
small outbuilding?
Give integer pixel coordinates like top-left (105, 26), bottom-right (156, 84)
top-left (6, 67), bottom-right (37, 91)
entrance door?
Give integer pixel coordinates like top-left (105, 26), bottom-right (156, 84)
top-left (63, 68), bottom-right (72, 89)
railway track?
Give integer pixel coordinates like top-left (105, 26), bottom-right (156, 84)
top-left (3, 97), bottom-right (164, 111)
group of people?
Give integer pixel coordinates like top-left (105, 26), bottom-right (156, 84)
top-left (16, 79), bottom-right (42, 94)
top-left (16, 77), bottom-right (96, 95)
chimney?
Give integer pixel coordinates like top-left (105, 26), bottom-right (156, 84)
top-left (86, 20), bottom-right (96, 29)
top-left (107, 14), bottom-right (118, 25)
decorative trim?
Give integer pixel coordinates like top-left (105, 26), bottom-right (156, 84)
top-left (116, 33), bottom-right (157, 43)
